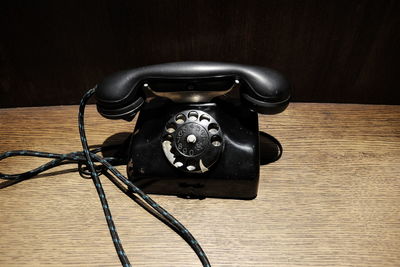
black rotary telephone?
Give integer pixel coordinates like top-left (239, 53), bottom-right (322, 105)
top-left (96, 61), bottom-right (290, 199)
top-left (0, 61), bottom-right (290, 266)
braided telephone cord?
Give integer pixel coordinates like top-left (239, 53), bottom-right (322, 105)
top-left (0, 87), bottom-right (211, 267)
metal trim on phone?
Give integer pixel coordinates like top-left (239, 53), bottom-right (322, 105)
top-left (143, 80), bottom-right (240, 103)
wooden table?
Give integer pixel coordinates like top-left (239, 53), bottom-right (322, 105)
top-left (0, 103), bottom-right (399, 267)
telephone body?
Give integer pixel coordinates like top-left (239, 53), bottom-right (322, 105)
top-left (95, 62), bottom-right (290, 199)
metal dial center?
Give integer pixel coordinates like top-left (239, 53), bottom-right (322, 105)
top-left (187, 134), bottom-right (197, 143)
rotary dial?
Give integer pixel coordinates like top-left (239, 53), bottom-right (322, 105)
top-left (161, 110), bottom-right (223, 173)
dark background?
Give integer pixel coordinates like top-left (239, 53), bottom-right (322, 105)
top-left (1, 0), bottom-right (399, 108)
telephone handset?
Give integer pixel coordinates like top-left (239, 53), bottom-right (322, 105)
top-left (96, 62), bottom-right (291, 199)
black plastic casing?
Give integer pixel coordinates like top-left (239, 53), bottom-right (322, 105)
top-left (127, 98), bottom-right (260, 199)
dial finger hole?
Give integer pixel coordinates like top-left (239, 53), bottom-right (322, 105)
top-left (175, 113), bottom-right (186, 124)
top-left (199, 114), bottom-right (210, 123)
top-left (186, 165), bottom-right (196, 171)
top-left (186, 160), bottom-right (197, 171)
top-left (174, 161), bottom-right (183, 168)
top-left (188, 111), bottom-right (198, 121)
top-left (208, 123), bottom-right (219, 135)
top-left (211, 135), bottom-right (222, 147)
top-left (162, 134), bottom-right (173, 142)
top-left (166, 122), bottom-right (177, 133)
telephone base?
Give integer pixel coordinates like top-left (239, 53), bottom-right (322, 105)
top-left (127, 98), bottom-right (260, 199)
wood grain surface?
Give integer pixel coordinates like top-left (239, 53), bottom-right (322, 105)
top-left (0, 103), bottom-right (399, 267)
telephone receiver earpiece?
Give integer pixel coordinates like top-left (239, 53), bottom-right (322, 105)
top-left (95, 62), bottom-right (291, 120)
